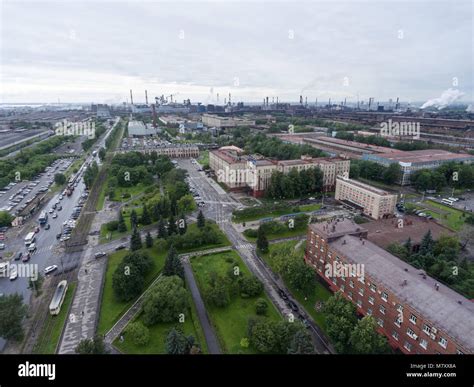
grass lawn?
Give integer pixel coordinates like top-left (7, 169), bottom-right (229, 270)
top-left (99, 206), bottom-right (149, 243)
top-left (261, 241), bottom-right (332, 334)
top-left (113, 294), bottom-right (207, 354)
top-left (33, 282), bottom-right (77, 354)
top-left (110, 183), bottom-right (153, 203)
top-left (97, 245), bottom-right (167, 335)
top-left (406, 200), bottom-right (466, 231)
top-left (191, 251), bottom-right (281, 354)
top-left (244, 226), bottom-right (307, 242)
top-left (233, 203), bottom-right (321, 223)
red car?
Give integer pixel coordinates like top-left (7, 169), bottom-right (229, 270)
top-left (22, 253), bottom-right (31, 262)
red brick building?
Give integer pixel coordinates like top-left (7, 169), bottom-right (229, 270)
top-left (305, 218), bottom-right (474, 354)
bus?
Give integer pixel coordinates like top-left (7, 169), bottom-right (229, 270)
top-left (24, 232), bottom-right (36, 246)
top-left (441, 199), bottom-right (454, 206)
top-left (49, 280), bottom-right (68, 315)
top-left (38, 211), bottom-right (48, 225)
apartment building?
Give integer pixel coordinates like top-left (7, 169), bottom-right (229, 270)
top-left (116, 144), bottom-right (199, 158)
top-left (209, 146), bottom-right (251, 189)
top-left (305, 219), bottom-right (474, 354)
top-left (335, 176), bottom-right (397, 219)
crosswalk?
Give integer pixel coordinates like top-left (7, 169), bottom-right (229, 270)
top-left (31, 245), bottom-right (53, 255)
top-left (235, 243), bottom-right (254, 251)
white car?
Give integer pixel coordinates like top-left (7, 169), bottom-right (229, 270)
top-left (49, 208), bottom-right (54, 213)
top-left (9, 269), bottom-right (18, 281)
top-left (0, 243), bottom-right (5, 250)
top-left (52, 212), bottom-right (58, 219)
top-left (59, 195), bottom-right (64, 200)
top-left (44, 265), bottom-right (58, 275)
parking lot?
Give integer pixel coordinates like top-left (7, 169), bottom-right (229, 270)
top-left (0, 158), bottom-right (75, 216)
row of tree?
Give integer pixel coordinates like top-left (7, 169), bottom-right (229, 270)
top-left (410, 162), bottom-right (474, 191)
top-left (350, 160), bottom-right (402, 185)
top-left (388, 230), bottom-right (474, 298)
top-left (266, 167), bottom-right (324, 199)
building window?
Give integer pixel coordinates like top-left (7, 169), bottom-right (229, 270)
top-left (404, 342), bottom-right (412, 352)
top-left (370, 284), bottom-right (377, 292)
top-left (349, 280), bottom-right (354, 288)
top-left (409, 314), bottom-right (417, 325)
top-left (395, 316), bottom-right (402, 328)
top-left (392, 331), bottom-right (399, 341)
top-left (420, 339), bottom-right (428, 350)
top-left (396, 304), bottom-right (403, 313)
top-left (407, 328), bottom-right (416, 339)
top-left (358, 288), bottom-right (364, 296)
top-left (367, 308), bottom-right (372, 316)
top-left (422, 324), bottom-right (431, 335)
top-left (347, 292), bottom-right (352, 300)
top-left (368, 296), bottom-right (374, 305)
top-left (439, 337), bottom-right (448, 349)
top-left (357, 299), bottom-right (362, 308)
top-left (340, 285), bottom-right (345, 292)
top-left (381, 292), bottom-right (388, 302)
top-left (377, 318), bottom-right (384, 327)
top-left (379, 305), bottom-right (386, 315)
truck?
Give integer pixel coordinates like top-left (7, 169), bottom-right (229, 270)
top-left (38, 211), bottom-right (48, 225)
top-left (24, 231), bottom-right (36, 246)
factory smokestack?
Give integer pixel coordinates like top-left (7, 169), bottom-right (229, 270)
top-left (145, 90), bottom-right (148, 105)
top-left (130, 89), bottom-right (134, 105)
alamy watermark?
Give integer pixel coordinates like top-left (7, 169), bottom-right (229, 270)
top-left (0, 262), bottom-right (38, 281)
top-left (380, 119), bottom-right (420, 139)
top-left (325, 261), bottom-right (365, 280)
top-left (216, 167), bottom-right (257, 188)
top-left (55, 119), bottom-right (95, 139)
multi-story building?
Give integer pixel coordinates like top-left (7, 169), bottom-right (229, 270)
top-left (335, 176), bottom-right (397, 219)
top-left (116, 143), bottom-right (199, 158)
top-left (210, 146), bottom-right (350, 196)
top-left (363, 149), bottom-right (474, 185)
top-left (202, 113), bottom-right (256, 128)
top-left (305, 219), bottom-right (474, 354)
top-left (209, 146), bottom-right (251, 189)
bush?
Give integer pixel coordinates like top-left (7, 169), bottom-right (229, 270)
top-left (239, 275), bottom-right (263, 298)
top-left (255, 298), bottom-right (268, 315)
top-left (106, 220), bottom-right (119, 232)
top-left (126, 321), bottom-right (150, 346)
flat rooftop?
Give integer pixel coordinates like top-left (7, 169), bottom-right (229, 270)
top-left (310, 218), bottom-right (367, 241)
top-left (337, 176), bottom-right (395, 197)
top-left (330, 234), bottom-right (474, 351)
top-left (365, 215), bottom-right (454, 248)
top-left (375, 149), bottom-right (474, 164)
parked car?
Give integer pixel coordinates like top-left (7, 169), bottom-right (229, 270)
top-left (94, 252), bottom-right (107, 259)
top-left (0, 243), bottom-right (5, 250)
top-left (22, 253), bottom-right (30, 263)
top-left (52, 213), bottom-right (58, 219)
top-left (15, 252), bottom-right (22, 261)
top-left (9, 269), bottom-right (18, 281)
top-left (45, 224), bottom-right (51, 230)
top-left (44, 265), bottom-right (58, 275)
top-left (115, 244), bottom-right (126, 251)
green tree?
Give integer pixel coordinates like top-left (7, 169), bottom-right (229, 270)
top-left (239, 275), bottom-right (263, 298)
top-left (141, 204), bottom-right (151, 225)
top-left (248, 319), bottom-right (278, 353)
top-left (323, 292), bottom-right (358, 353)
top-left (256, 226), bottom-right (269, 253)
top-left (130, 227), bottom-right (142, 251)
top-left (157, 218), bottom-right (167, 239)
top-left (130, 209), bottom-right (138, 229)
top-left (197, 210), bottom-right (206, 228)
top-left (349, 316), bottom-right (391, 354)
top-left (117, 211), bottom-right (127, 232)
top-left (177, 194), bottom-right (196, 213)
top-left (75, 335), bottom-right (108, 354)
top-left (145, 231), bottom-right (153, 248)
top-left (142, 276), bottom-right (189, 325)
top-left (126, 322), bottom-right (150, 346)
top-left (168, 215), bottom-right (177, 235)
top-left (165, 328), bottom-right (189, 354)
top-left (255, 298), bottom-right (268, 315)
top-left (0, 293), bottom-right (27, 341)
top-left (0, 211), bottom-right (14, 228)
top-left (419, 230), bottom-right (435, 256)
top-left (98, 147), bottom-right (106, 161)
top-left (205, 276), bottom-right (231, 308)
top-left (112, 261), bottom-right (145, 301)
top-left (287, 329), bottom-right (314, 354)
top-left (163, 246), bottom-right (184, 279)
top-left (54, 173), bottom-right (66, 185)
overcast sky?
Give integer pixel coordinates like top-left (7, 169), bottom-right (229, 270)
top-left (0, 0), bottom-right (472, 104)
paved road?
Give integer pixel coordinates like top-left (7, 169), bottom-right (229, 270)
top-left (181, 257), bottom-right (221, 354)
top-left (177, 159), bottom-right (334, 354)
top-left (0, 118), bottom-right (119, 353)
